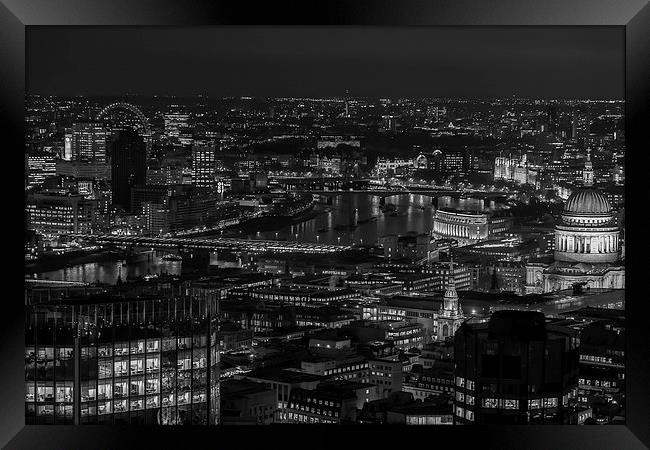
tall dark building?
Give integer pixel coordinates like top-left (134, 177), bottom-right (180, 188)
top-left (111, 130), bottom-right (146, 212)
top-left (453, 310), bottom-right (580, 424)
top-left (546, 104), bottom-right (559, 135)
top-left (25, 291), bottom-right (220, 425)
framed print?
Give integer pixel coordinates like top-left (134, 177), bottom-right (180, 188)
top-left (1, 0), bottom-right (649, 448)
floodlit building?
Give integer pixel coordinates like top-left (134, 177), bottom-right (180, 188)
top-left (525, 155), bottom-right (624, 293)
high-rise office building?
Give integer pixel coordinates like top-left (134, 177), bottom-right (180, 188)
top-left (70, 122), bottom-right (108, 164)
top-left (546, 104), bottom-right (560, 136)
top-left (110, 130), bottom-right (146, 212)
top-left (192, 145), bottom-right (218, 190)
top-left (25, 292), bottom-right (220, 425)
top-left (453, 310), bottom-right (580, 424)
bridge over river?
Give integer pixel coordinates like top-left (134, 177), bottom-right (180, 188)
top-left (66, 234), bottom-right (353, 254)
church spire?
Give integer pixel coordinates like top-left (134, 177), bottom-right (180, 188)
top-left (436, 256), bottom-right (465, 341)
top-left (583, 149), bottom-right (594, 187)
top-left (443, 257), bottom-right (459, 310)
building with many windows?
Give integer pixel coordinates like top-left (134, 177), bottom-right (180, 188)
top-left (368, 358), bottom-right (403, 398)
top-left (453, 310), bottom-right (580, 424)
top-left (25, 293), bottom-right (220, 425)
top-left (192, 145), bottom-right (218, 190)
top-left (70, 122), bottom-right (108, 164)
top-left (284, 380), bottom-right (379, 424)
top-left (432, 209), bottom-right (512, 247)
top-left (27, 152), bottom-right (57, 188)
top-left (26, 191), bottom-right (96, 236)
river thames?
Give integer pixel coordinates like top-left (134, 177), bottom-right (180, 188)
top-left (33, 193), bottom-right (497, 284)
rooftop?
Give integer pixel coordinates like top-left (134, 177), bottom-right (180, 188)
top-left (242, 367), bottom-right (324, 384)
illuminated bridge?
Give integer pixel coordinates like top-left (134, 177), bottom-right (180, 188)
top-left (296, 189), bottom-right (510, 199)
top-left (67, 234), bottom-right (353, 254)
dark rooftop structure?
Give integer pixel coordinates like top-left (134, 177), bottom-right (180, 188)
top-left (487, 310), bottom-right (546, 340)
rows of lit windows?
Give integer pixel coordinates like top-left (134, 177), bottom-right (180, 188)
top-left (289, 404), bottom-right (340, 418)
top-left (285, 412), bottom-right (336, 423)
top-left (406, 415), bottom-right (453, 425)
top-left (323, 363), bottom-right (369, 376)
top-left (387, 328), bottom-right (421, 338)
top-left (580, 354), bottom-right (615, 365)
top-left (479, 397), bottom-right (558, 409)
top-left (406, 381), bottom-right (453, 396)
top-left (371, 371), bottom-right (392, 378)
top-left (578, 378), bottom-right (617, 388)
top-left (456, 391), bottom-right (475, 405)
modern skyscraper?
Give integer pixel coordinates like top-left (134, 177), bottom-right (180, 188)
top-left (192, 145), bottom-right (218, 190)
top-left (110, 130), bottom-right (146, 212)
top-left (25, 292), bottom-right (220, 425)
top-left (453, 310), bottom-right (580, 424)
top-left (70, 122), bottom-right (108, 164)
top-left (546, 104), bottom-right (559, 136)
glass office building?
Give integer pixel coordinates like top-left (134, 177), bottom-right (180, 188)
top-left (25, 294), bottom-right (220, 425)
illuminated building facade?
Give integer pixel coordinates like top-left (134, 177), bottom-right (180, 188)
top-left (432, 210), bottom-right (511, 247)
top-left (163, 113), bottom-right (190, 138)
top-left (70, 122), bottom-right (108, 164)
top-left (245, 287), bottom-right (360, 307)
top-left (26, 192), bottom-right (96, 235)
top-left (494, 154), bottom-right (538, 186)
top-left (453, 310), bottom-right (580, 424)
top-left (525, 155), bottom-right (625, 293)
top-left (435, 262), bottom-right (465, 341)
top-left (192, 145), bottom-right (218, 190)
top-left (373, 157), bottom-right (413, 176)
top-left (25, 294), bottom-right (220, 425)
top-left (27, 153), bottom-right (57, 188)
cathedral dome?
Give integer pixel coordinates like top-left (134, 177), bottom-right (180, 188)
top-left (564, 188), bottom-right (611, 215)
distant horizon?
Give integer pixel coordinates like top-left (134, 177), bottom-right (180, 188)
top-left (26, 94), bottom-right (625, 102)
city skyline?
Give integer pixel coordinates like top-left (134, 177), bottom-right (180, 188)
top-left (24, 24), bottom-right (625, 427)
top-left (25, 92), bottom-right (625, 426)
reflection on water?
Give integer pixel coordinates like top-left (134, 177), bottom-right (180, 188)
top-left (33, 193), bottom-right (496, 285)
top-left (35, 251), bottom-right (182, 285)
top-left (243, 193), bottom-right (497, 246)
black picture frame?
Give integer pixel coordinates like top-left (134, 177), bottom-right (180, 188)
top-left (2, 0), bottom-right (648, 448)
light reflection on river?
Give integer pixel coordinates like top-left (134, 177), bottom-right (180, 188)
top-left (33, 193), bottom-right (497, 285)
top-left (244, 193), bottom-right (496, 246)
top-left (34, 251), bottom-right (182, 285)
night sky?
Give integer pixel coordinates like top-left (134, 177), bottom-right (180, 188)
top-left (27, 27), bottom-right (624, 99)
